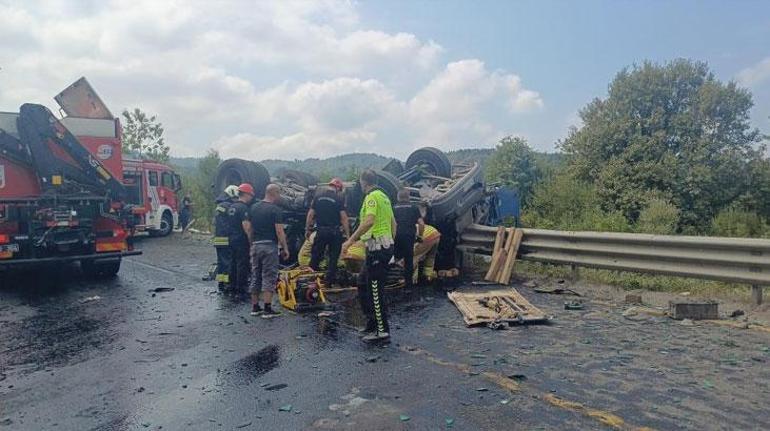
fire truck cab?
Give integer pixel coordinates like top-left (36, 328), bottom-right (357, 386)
top-left (122, 158), bottom-right (181, 236)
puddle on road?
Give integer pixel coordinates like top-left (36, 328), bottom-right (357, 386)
top-left (219, 344), bottom-right (281, 386)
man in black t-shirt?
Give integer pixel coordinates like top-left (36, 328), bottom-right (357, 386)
top-left (243, 183), bottom-right (289, 318)
top-left (393, 189), bottom-right (424, 289)
top-left (229, 184), bottom-right (254, 294)
top-left (306, 178), bottom-right (350, 286)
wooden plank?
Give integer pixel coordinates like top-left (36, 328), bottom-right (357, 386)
top-left (484, 226), bottom-right (506, 281)
top-left (447, 288), bottom-right (548, 326)
top-left (491, 228), bottom-right (514, 283)
top-left (498, 229), bottom-right (523, 285)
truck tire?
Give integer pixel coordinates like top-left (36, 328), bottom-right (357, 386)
top-left (382, 159), bottom-right (404, 176)
top-left (374, 170), bottom-right (401, 203)
top-left (405, 147), bottom-right (452, 178)
top-left (214, 159), bottom-right (270, 199)
top-left (82, 259), bottom-right (121, 278)
top-left (277, 169), bottom-right (319, 187)
top-left (150, 211), bottom-right (173, 237)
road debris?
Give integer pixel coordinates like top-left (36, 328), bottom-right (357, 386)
top-left (399, 415), bottom-right (411, 422)
top-left (534, 287), bottom-right (582, 296)
top-left (148, 287), bottom-right (175, 293)
top-left (447, 289), bottom-right (547, 326)
top-left (563, 300), bottom-right (584, 310)
top-left (80, 296), bottom-right (101, 303)
top-left (669, 301), bottom-right (718, 320)
top-left (624, 294), bottom-right (642, 304)
top-left (279, 404), bottom-right (293, 412)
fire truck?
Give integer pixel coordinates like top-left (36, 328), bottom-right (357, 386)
top-left (122, 158), bottom-right (181, 237)
top-left (0, 77), bottom-right (178, 275)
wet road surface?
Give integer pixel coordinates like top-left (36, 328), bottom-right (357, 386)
top-left (2, 235), bottom-right (770, 430)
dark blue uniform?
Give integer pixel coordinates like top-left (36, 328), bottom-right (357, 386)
top-left (213, 197), bottom-right (234, 288)
top-left (228, 201), bottom-right (251, 293)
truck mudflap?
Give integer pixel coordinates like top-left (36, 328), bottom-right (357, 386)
top-left (0, 250), bottom-right (141, 268)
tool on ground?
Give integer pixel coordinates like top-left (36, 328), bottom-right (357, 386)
top-left (277, 268), bottom-right (328, 311)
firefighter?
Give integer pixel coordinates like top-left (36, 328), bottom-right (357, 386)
top-left (306, 178), bottom-right (350, 286)
top-left (342, 170), bottom-right (396, 342)
top-left (228, 183), bottom-right (255, 296)
top-left (213, 185), bottom-right (239, 291)
top-left (392, 188), bottom-right (425, 290)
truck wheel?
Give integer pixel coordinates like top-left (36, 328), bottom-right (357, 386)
top-left (374, 170), bottom-right (401, 203)
top-left (382, 159), bottom-right (404, 176)
top-left (405, 147), bottom-right (452, 178)
top-left (215, 159), bottom-right (270, 199)
top-left (151, 211), bottom-right (173, 237)
top-left (82, 259), bottom-right (121, 278)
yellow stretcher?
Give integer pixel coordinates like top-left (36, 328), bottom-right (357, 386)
top-left (276, 268), bottom-right (328, 311)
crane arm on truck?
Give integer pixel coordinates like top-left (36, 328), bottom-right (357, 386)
top-left (16, 103), bottom-right (127, 201)
top-left (0, 129), bottom-right (32, 167)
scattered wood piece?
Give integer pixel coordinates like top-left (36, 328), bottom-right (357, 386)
top-left (447, 288), bottom-right (548, 327)
top-left (484, 226), bottom-right (506, 281)
top-left (497, 229), bottom-right (523, 285)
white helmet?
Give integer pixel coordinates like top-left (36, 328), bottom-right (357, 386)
top-left (224, 185), bottom-right (239, 198)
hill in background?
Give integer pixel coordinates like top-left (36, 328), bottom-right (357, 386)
top-left (170, 147), bottom-right (500, 178)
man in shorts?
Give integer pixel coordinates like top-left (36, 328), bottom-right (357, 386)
top-left (243, 183), bottom-right (289, 318)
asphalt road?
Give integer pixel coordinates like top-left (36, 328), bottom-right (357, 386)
top-left (1, 234), bottom-right (769, 430)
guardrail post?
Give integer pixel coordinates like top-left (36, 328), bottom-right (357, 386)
top-left (752, 285), bottom-right (764, 305)
top-left (570, 264), bottom-right (579, 281)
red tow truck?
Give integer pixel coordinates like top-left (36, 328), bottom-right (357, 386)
top-left (0, 77), bottom-right (179, 275)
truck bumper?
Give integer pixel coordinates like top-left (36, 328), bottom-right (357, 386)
top-left (0, 250), bottom-right (142, 269)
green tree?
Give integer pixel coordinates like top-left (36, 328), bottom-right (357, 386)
top-left (485, 136), bottom-right (541, 205)
top-left (561, 59), bottom-right (764, 231)
top-left (178, 149), bottom-right (221, 231)
top-left (122, 108), bottom-right (170, 162)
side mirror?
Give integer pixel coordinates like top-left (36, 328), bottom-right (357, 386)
top-left (174, 174), bottom-right (183, 192)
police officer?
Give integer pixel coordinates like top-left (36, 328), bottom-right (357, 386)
top-left (342, 170), bottom-right (396, 343)
top-left (393, 188), bottom-right (425, 289)
top-left (228, 183), bottom-right (255, 296)
top-left (306, 178), bottom-right (350, 286)
top-left (213, 185), bottom-right (239, 291)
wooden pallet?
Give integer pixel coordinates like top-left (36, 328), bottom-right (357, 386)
top-left (447, 288), bottom-right (548, 326)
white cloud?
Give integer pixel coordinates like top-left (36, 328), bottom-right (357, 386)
top-left (0, 0), bottom-right (542, 159)
top-left (737, 57), bottom-right (770, 87)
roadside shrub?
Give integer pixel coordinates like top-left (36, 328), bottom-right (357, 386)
top-left (522, 174), bottom-right (598, 229)
top-left (710, 206), bottom-right (768, 238)
top-left (522, 173), bottom-right (632, 232)
top-left (636, 198), bottom-right (679, 234)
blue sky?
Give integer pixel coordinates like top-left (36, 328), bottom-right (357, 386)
top-left (0, 0), bottom-right (768, 159)
top-left (359, 0), bottom-right (770, 151)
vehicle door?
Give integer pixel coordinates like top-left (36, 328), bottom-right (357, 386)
top-left (160, 170), bottom-right (178, 212)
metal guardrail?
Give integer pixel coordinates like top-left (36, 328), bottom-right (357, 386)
top-left (459, 224), bottom-right (769, 304)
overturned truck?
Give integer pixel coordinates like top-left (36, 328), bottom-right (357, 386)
top-left (213, 147), bottom-right (495, 271)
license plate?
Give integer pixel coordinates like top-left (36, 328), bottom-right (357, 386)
top-left (0, 244), bottom-right (19, 253)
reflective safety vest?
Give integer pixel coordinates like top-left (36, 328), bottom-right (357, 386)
top-left (213, 200), bottom-right (232, 247)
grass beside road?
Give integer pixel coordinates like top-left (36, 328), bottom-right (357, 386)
top-left (513, 261), bottom-right (755, 302)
